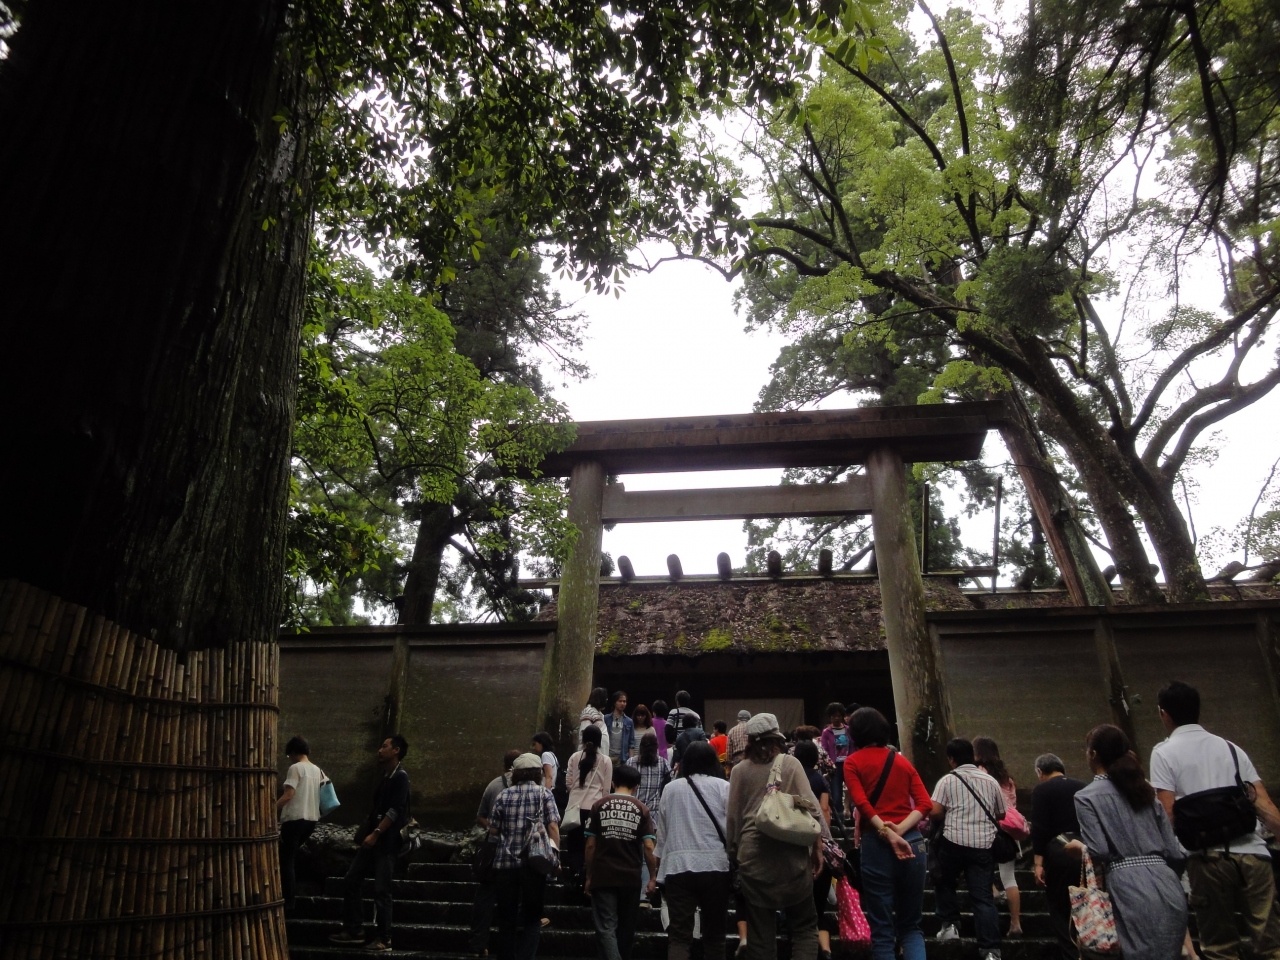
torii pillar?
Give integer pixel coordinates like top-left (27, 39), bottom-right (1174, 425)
top-left (538, 460), bottom-right (605, 754)
top-left (867, 447), bottom-right (952, 782)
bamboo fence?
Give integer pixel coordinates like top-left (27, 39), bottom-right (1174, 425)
top-left (0, 579), bottom-right (287, 960)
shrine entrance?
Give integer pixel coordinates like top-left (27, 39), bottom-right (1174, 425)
top-left (525, 401), bottom-right (1008, 781)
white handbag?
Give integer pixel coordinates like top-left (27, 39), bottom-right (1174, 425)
top-left (755, 754), bottom-right (822, 846)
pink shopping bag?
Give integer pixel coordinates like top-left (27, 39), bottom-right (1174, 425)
top-left (836, 876), bottom-right (872, 945)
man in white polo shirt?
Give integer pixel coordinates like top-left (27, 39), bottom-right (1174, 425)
top-left (1150, 681), bottom-right (1280, 960)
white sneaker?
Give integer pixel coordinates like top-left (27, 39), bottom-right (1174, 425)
top-left (936, 924), bottom-right (960, 941)
top-left (982, 952), bottom-right (1001, 960)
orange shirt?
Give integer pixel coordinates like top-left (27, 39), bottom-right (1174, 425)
top-left (709, 734), bottom-right (728, 761)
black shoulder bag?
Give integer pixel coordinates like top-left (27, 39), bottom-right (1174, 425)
top-left (951, 771), bottom-right (1019, 863)
top-left (1172, 742), bottom-right (1258, 852)
top-left (866, 748), bottom-right (898, 808)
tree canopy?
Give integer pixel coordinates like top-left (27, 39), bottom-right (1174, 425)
top-left (671, 0), bottom-right (1280, 600)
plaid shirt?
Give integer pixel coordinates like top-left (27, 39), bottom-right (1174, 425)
top-left (727, 722), bottom-right (750, 765)
top-left (627, 755), bottom-right (671, 814)
top-left (931, 765), bottom-right (1006, 849)
top-left (490, 782), bottom-right (560, 870)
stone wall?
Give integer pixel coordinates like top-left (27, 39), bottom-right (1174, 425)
top-left (277, 624), bottom-right (553, 828)
top-left (277, 600), bottom-right (1280, 826)
top-left (933, 602), bottom-right (1280, 795)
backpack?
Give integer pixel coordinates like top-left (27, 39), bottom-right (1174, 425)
top-left (524, 787), bottom-right (560, 875)
top-left (1172, 742), bottom-right (1258, 851)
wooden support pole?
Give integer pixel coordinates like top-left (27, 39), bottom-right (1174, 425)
top-left (998, 392), bottom-right (1113, 606)
top-left (384, 635), bottom-right (410, 738)
top-left (539, 460), bottom-right (605, 755)
top-left (1093, 617), bottom-right (1138, 748)
top-left (867, 447), bottom-right (952, 782)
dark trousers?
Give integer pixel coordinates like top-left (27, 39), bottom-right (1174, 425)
top-left (341, 843), bottom-right (396, 943)
top-left (470, 879), bottom-right (498, 953)
top-left (743, 891), bottom-right (819, 960)
top-left (495, 865), bottom-right (547, 960)
top-left (279, 818), bottom-right (316, 908)
top-left (1042, 840), bottom-right (1081, 960)
top-left (665, 870), bottom-right (731, 960)
top-left (828, 771), bottom-right (847, 822)
top-left (934, 837), bottom-right (1000, 952)
top-left (592, 885), bottom-right (642, 960)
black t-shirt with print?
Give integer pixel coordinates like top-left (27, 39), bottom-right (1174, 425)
top-left (583, 794), bottom-right (654, 888)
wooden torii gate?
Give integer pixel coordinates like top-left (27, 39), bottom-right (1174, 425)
top-left (529, 401), bottom-right (1008, 781)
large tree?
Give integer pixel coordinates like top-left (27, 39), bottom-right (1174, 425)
top-left (0, 0), bottom-right (859, 650)
top-left (286, 243), bottom-right (578, 628)
top-left (674, 0), bottom-right (1280, 603)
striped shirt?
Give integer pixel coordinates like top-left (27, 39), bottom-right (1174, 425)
top-left (931, 765), bottom-right (1006, 849)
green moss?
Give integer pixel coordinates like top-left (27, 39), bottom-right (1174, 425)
top-left (626, 600), bottom-right (644, 612)
top-left (764, 614), bottom-right (787, 633)
top-left (600, 631), bottom-right (624, 655)
top-left (701, 628), bottom-right (732, 652)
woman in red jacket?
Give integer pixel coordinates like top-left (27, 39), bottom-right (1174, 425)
top-left (843, 708), bottom-right (931, 960)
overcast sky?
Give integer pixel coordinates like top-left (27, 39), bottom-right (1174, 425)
top-left (544, 253), bottom-right (1280, 582)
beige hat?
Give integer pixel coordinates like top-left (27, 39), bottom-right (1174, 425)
top-left (512, 752), bottom-right (543, 771)
top-left (744, 712), bottom-right (785, 740)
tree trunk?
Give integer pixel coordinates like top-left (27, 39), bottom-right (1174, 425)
top-left (1133, 477), bottom-right (1210, 603)
top-left (1037, 407), bottom-right (1165, 604)
top-left (998, 388), bottom-right (1113, 605)
top-left (0, 1), bottom-right (309, 651)
top-left (398, 502), bottom-right (456, 625)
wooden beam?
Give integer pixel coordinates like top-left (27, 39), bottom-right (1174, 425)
top-left (523, 402), bottom-right (1007, 477)
top-left (601, 477), bottom-right (871, 523)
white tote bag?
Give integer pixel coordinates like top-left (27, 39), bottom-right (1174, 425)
top-left (755, 755), bottom-right (822, 846)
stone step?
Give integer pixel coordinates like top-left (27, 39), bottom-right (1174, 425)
top-left (403, 862), bottom-right (1041, 889)
top-left (323, 877), bottom-right (1050, 915)
top-left (295, 894), bottom-right (1056, 938)
top-left (287, 919), bottom-right (1058, 960)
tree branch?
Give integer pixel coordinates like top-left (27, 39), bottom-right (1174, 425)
top-left (1158, 363), bottom-right (1280, 481)
top-left (1131, 287), bottom-right (1280, 436)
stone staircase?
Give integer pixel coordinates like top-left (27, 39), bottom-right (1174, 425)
top-left (285, 860), bottom-right (1060, 960)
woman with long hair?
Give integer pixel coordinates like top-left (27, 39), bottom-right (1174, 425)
top-left (628, 731), bottom-right (672, 815)
top-left (842, 708), bottom-right (928, 960)
top-left (726, 713), bottom-right (828, 960)
top-left (655, 741), bottom-right (731, 960)
top-left (1071, 724), bottom-right (1186, 960)
top-left (563, 724), bottom-right (613, 889)
top-left (632, 704), bottom-right (655, 754)
top-left (973, 736), bottom-right (1022, 937)
top-left (579, 686), bottom-right (611, 755)
top-left (627, 730), bottom-right (671, 907)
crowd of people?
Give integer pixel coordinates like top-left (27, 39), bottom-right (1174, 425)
top-left (278, 681), bottom-right (1280, 960)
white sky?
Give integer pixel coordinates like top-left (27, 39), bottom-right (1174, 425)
top-left (544, 255), bottom-right (1280, 582)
